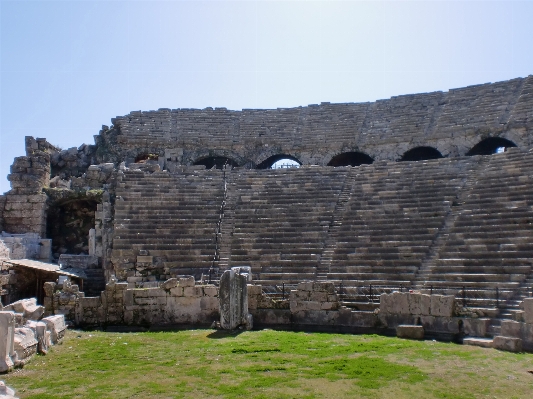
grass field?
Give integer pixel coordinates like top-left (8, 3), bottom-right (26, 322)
top-left (2, 329), bottom-right (533, 399)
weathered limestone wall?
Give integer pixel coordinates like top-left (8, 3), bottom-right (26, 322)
top-left (97, 76), bottom-right (533, 167)
top-left (45, 276), bottom-right (219, 328)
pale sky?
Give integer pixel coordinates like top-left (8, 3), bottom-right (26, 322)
top-left (1, 0), bottom-right (532, 193)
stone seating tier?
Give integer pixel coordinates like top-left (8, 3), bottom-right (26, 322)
top-left (110, 151), bottom-right (533, 315)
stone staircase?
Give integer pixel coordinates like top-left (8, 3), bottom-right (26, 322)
top-left (417, 149), bottom-right (533, 330)
top-left (225, 167), bottom-right (346, 285)
top-left (325, 157), bottom-right (467, 287)
top-left (111, 168), bottom-right (224, 282)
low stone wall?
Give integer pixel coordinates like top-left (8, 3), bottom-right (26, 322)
top-left (498, 298), bottom-right (533, 352)
top-left (379, 291), bottom-right (491, 338)
top-left (45, 277), bottom-right (219, 328)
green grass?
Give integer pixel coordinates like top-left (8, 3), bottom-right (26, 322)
top-left (3, 329), bottom-right (533, 399)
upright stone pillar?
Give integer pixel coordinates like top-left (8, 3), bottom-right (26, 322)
top-left (0, 311), bottom-right (16, 373)
top-left (219, 268), bottom-right (253, 330)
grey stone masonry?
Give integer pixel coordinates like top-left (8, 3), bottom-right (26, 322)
top-left (98, 76), bottom-right (533, 167)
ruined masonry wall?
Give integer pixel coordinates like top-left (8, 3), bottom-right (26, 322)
top-left (102, 76), bottom-right (533, 167)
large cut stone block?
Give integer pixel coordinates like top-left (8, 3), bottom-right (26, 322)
top-left (396, 325), bottom-right (424, 340)
top-left (13, 327), bottom-right (38, 365)
top-left (408, 293), bottom-right (431, 316)
top-left (42, 315), bottom-right (67, 344)
top-left (4, 298), bottom-right (44, 321)
top-left (430, 295), bottom-right (456, 317)
top-left (462, 318), bottom-right (491, 337)
top-left (0, 312), bottom-right (16, 373)
top-left (493, 336), bottom-right (522, 353)
top-left (523, 298), bottom-right (533, 324)
top-left (25, 320), bottom-right (50, 354)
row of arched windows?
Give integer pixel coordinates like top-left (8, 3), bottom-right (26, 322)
top-left (185, 137), bottom-right (517, 170)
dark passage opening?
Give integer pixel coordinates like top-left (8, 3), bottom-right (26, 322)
top-left (399, 147), bottom-right (444, 162)
top-left (466, 137), bottom-right (517, 156)
top-left (256, 154), bottom-right (301, 169)
top-left (327, 152), bottom-right (374, 167)
top-left (47, 199), bottom-right (98, 258)
top-left (193, 156), bottom-right (239, 169)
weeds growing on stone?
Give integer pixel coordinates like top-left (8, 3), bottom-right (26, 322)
top-left (3, 330), bottom-right (532, 398)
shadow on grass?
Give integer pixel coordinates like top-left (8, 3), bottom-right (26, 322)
top-left (207, 329), bottom-right (246, 339)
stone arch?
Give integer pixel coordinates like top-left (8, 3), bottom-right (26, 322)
top-left (399, 146), bottom-right (444, 162)
top-left (327, 151), bottom-right (374, 167)
top-left (256, 154), bottom-right (302, 169)
top-left (192, 156), bottom-right (239, 169)
top-left (466, 137), bottom-right (517, 156)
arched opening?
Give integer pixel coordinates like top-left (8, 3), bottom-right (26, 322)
top-left (193, 156), bottom-right (239, 169)
top-left (327, 152), bottom-right (374, 167)
top-left (256, 154), bottom-right (301, 169)
top-left (46, 199), bottom-right (98, 259)
top-left (399, 147), bottom-right (444, 162)
top-left (466, 137), bottom-right (517, 156)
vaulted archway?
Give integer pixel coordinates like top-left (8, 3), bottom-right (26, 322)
top-left (466, 137), bottom-right (517, 156)
top-left (327, 152), bottom-right (374, 167)
top-left (193, 156), bottom-right (239, 169)
top-left (256, 154), bottom-right (301, 169)
top-left (399, 147), bottom-right (443, 162)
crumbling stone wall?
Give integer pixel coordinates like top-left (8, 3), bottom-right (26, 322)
top-left (46, 276), bottom-right (219, 328)
top-left (98, 76), bottom-right (533, 168)
top-left (1, 137), bottom-right (51, 237)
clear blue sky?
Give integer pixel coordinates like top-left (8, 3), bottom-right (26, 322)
top-left (1, 0), bottom-right (532, 193)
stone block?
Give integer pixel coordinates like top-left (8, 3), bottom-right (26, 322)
top-left (408, 293), bottom-right (431, 316)
top-left (523, 298), bottom-right (533, 324)
top-left (25, 320), bottom-right (50, 354)
top-left (462, 318), bottom-right (491, 337)
top-left (200, 297), bottom-right (218, 311)
top-left (4, 298), bottom-right (44, 321)
top-left (501, 320), bottom-right (522, 338)
top-left (397, 325), bottom-right (424, 340)
top-left (493, 336), bottom-right (522, 353)
top-left (161, 278), bottom-right (179, 290)
top-left (43, 282), bottom-right (56, 297)
top-left (79, 297), bottom-right (101, 308)
top-left (0, 312), bottom-right (16, 373)
top-left (203, 286), bottom-right (218, 297)
top-left (13, 327), bottom-right (38, 365)
top-left (136, 255), bottom-right (153, 264)
top-left (391, 292), bottom-right (410, 314)
top-left (247, 284), bottom-right (262, 296)
top-left (312, 282), bottom-right (336, 294)
top-left (169, 286), bottom-right (184, 297)
top-left (309, 291), bottom-right (327, 302)
top-left (430, 295), bottom-right (456, 317)
top-left (42, 315), bottom-right (66, 344)
top-left (179, 276), bottom-right (195, 287)
top-left (297, 282), bottom-right (313, 291)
